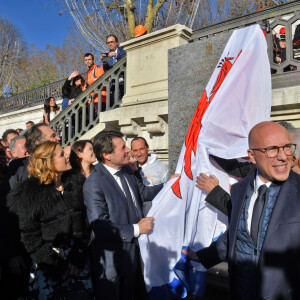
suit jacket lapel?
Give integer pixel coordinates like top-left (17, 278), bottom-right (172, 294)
top-left (262, 172), bottom-right (297, 250)
top-left (98, 164), bottom-right (127, 201)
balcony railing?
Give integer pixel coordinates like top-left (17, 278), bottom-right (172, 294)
top-left (50, 56), bottom-right (126, 147)
top-left (191, 1), bottom-right (300, 89)
top-left (0, 74), bottom-right (87, 114)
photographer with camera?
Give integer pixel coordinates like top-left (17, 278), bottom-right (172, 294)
top-left (100, 35), bottom-right (126, 105)
top-left (100, 35), bottom-right (126, 71)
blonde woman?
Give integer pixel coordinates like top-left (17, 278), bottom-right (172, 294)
top-left (8, 141), bottom-right (93, 299)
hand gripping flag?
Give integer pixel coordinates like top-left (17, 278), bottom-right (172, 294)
top-left (139, 24), bottom-right (271, 299)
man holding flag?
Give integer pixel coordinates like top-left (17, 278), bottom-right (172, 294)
top-left (139, 24), bottom-right (272, 299)
top-left (185, 121), bottom-right (300, 299)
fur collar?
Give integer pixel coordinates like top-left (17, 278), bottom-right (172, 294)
top-left (8, 170), bottom-right (85, 222)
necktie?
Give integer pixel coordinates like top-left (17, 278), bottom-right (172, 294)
top-left (251, 184), bottom-right (268, 246)
top-left (115, 171), bottom-right (139, 223)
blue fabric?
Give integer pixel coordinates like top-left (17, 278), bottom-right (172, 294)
top-left (257, 183), bottom-right (280, 253)
top-left (234, 184), bottom-right (257, 298)
top-left (148, 278), bottom-right (187, 300)
top-left (212, 232), bottom-right (223, 242)
top-left (173, 246), bottom-right (206, 298)
top-left (62, 98), bottom-right (70, 110)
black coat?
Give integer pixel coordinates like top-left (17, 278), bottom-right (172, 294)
top-left (0, 174), bottom-right (20, 259)
top-left (8, 156), bottom-right (29, 190)
top-left (8, 170), bottom-right (90, 280)
top-left (62, 78), bottom-right (83, 99)
top-left (205, 156), bottom-right (256, 217)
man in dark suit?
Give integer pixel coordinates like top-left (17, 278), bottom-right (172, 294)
top-left (83, 130), bottom-right (163, 300)
top-left (100, 35), bottom-right (126, 104)
top-left (8, 123), bottom-right (60, 189)
top-left (101, 35), bottom-right (126, 72)
top-left (184, 121), bottom-right (300, 299)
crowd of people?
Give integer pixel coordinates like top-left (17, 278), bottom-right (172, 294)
top-left (1, 113), bottom-right (300, 300)
top-left (0, 120), bottom-right (173, 299)
top-left (6, 34), bottom-right (126, 134)
top-left (2, 34), bottom-right (127, 149)
top-left (1, 28), bottom-right (300, 300)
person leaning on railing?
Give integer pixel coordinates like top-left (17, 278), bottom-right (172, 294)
top-left (84, 53), bottom-right (106, 112)
top-left (61, 71), bottom-right (86, 110)
top-left (100, 35), bottom-right (126, 104)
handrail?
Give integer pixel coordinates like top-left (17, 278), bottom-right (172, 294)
top-left (50, 56), bottom-right (126, 147)
top-left (191, 2), bottom-right (299, 40)
top-left (0, 72), bottom-right (86, 115)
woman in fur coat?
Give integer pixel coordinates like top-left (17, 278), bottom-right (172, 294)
top-left (8, 141), bottom-right (93, 299)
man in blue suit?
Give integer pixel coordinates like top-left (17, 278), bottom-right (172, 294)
top-left (83, 130), bottom-right (163, 300)
top-left (184, 121), bottom-right (300, 299)
top-left (101, 35), bottom-right (126, 71)
top-left (101, 35), bottom-right (126, 104)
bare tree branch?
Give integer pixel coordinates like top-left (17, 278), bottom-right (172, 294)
top-left (145, 0), bottom-right (167, 33)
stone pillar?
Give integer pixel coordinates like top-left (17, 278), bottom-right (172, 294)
top-left (271, 86), bottom-right (300, 128)
top-left (99, 24), bottom-right (193, 163)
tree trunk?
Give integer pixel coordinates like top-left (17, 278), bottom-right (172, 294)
top-left (145, 0), bottom-right (166, 33)
top-left (126, 0), bottom-right (136, 39)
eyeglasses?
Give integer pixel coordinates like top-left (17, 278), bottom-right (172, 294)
top-left (250, 143), bottom-right (296, 158)
top-left (107, 41), bottom-right (116, 44)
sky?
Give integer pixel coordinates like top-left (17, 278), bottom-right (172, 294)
top-left (1, 0), bottom-right (73, 49)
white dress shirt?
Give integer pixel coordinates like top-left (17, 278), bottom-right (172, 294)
top-left (103, 164), bottom-right (140, 237)
top-left (247, 172), bottom-right (271, 232)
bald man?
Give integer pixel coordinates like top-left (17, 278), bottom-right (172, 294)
top-left (184, 121), bottom-right (300, 299)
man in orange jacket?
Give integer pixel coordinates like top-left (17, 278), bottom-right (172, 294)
top-left (84, 53), bottom-right (106, 111)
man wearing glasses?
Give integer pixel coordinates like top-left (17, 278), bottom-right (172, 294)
top-left (184, 121), bottom-right (300, 299)
top-left (101, 35), bottom-right (126, 104)
top-left (101, 35), bottom-right (126, 71)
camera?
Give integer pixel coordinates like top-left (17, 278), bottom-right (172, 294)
top-left (101, 53), bottom-right (110, 63)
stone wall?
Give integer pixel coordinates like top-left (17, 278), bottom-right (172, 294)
top-left (168, 32), bottom-right (232, 172)
top-left (0, 99), bottom-right (62, 136)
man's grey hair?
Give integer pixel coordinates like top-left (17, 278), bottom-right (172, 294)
top-left (9, 135), bottom-right (26, 151)
top-left (292, 128), bottom-right (300, 159)
top-left (278, 121), bottom-right (296, 132)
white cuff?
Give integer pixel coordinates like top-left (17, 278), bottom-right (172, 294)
top-left (133, 224), bottom-right (140, 237)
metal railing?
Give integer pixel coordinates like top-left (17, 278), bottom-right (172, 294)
top-left (0, 75), bottom-right (84, 114)
top-left (50, 56), bottom-right (126, 147)
top-left (191, 1), bottom-right (300, 89)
